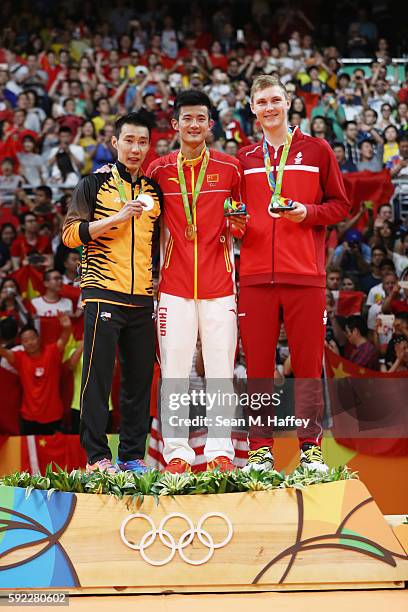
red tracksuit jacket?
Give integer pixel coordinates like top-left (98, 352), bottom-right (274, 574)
top-left (147, 149), bottom-right (242, 300)
top-left (237, 127), bottom-right (350, 288)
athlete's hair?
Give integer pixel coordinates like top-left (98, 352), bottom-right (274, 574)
top-left (250, 75), bottom-right (290, 103)
top-left (114, 112), bottom-right (152, 139)
top-left (173, 90), bottom-right (212, 120)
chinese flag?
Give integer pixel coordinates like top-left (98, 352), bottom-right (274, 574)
top-left (325, 347), bottom-right (408, 456)
top-left (20, 432), bottom-right (87, 473)
top-left (11, 265), bottom-right (45, 300)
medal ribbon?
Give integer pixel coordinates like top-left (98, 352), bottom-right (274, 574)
top-left (177, 148), bottom-right (210, 226)
top-left (111, 164), bottom-right (129, 203)
top-left (263, 131), bottom-right (292, 200)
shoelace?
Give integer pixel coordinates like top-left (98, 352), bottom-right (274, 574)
top-left (247, 446), bottom-right (271, 464)
top-left (303, 446), bottom-right (323, 463)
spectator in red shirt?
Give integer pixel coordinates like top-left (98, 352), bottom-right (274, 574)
top-left (345, 315), bottom-right (380, 370)
top-left (1, 109), bottom-right (38, 157)
top-left (11, 212), bottom-right (52, 270)
top-left (0, 313), bottom-right (72, 434)
top-left (382, 276), bottom-right (408, 315)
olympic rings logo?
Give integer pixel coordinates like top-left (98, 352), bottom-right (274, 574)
top-left (120, 512), bottom-right (233, 566)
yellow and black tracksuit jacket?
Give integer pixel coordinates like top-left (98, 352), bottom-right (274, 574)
top-left (62, 161), bottom-right (162, 307)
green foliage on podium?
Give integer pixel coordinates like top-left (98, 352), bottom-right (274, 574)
top-left (0, 464), bottom-right (357, 504)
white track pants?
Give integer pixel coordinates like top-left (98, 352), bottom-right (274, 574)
top-left (158, 292), bottom-right (237, 465)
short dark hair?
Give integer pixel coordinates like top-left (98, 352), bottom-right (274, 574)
top-left (23, 134), bottom-right (36, 144)
top-left (36, 185), bottom-right (52, 200)
top-left (346, 315), bottom-right (368, 337)
top-left (399, 133), bottom-right (408, 144)
top-left (43, 268), bottom-right (61, 282)
top-left (114, 112), bottom-right (152, 139)
top-left (377, 203), bottom-right (392, 213)
top-left (327, 265), bottom-right (341, 275)
top-left (345, 120), bottom-right (357, 129)
top-left (63, 97), bottom-right (75, 107)
top-left (63, 248), bottom-right (80, 262)
top-left (59, 126), bottom-right (72, 135)
top-left (365, 108), bottom-right (378, 119)
top-left (380, 258), bottom-right (395, 271)
top-left (21, 211), bottom-right (36, 225)
top-left (358, 138), bottom-right (374, 149)
top-left (173, 90), bottom-right (212, 121)
top-left (332, 141), bottom-right (345, 151)
top-left (372, 245), bottom-right (387, 255)
top-left (20, 324), bottom-right (39, 337)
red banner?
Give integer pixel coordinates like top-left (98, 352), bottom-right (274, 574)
top-left (342, 170), bottom-right (395, 229)
top-left (336, 290), bottom-right (365, 317)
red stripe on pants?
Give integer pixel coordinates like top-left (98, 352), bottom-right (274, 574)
top-left (238, 284), bottom-right (325, 450)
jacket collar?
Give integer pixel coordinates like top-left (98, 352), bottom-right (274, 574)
top-left (115, 160), bottom-right (142, 185)
top-left (264, 125), bottom-right (299, 148)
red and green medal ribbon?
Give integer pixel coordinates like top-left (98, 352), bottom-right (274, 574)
top-left (177, 148), bottom-right (210, 240)
top-left (263, 131), bottom-right (293, 207)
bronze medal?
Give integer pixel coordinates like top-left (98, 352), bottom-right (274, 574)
top-left (185, 223), bottom-right (197, 241)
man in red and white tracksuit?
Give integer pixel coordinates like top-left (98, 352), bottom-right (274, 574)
top-left (147, 90), bottom-right (244, 473)
top-left (237, 75), bottom-right (350, 472)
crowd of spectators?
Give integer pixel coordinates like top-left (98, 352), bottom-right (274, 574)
top-left (0, 0), bottom-right (408, 435)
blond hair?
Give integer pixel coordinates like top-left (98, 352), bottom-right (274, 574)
top-left (250, 75), bottom-right (290, 103)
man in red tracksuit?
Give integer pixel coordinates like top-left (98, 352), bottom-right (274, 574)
top-left (237, 75), bottom-right (350, 472)
top-left (147, 90), bottom-right (244, 474)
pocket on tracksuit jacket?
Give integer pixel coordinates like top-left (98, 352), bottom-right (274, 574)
top-left (164, 236), bottom-right (174, 269)
top-left (220, 235), bottom-right (231, 272)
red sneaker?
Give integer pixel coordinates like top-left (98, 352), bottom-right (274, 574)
top-left (164, 458), bottom-right (191, 474)
top-left (206, 456), bottom-right (235, 472)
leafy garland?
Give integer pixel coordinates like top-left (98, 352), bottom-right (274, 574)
top-left (0, 464), bottom-right (357, 504)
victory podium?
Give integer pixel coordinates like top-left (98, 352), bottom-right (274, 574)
top-left (1, 479), bottom-right (407, 593)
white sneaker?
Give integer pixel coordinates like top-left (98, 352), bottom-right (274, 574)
top-left (300, 444), bottom-right (329, 473)
top-left (242, 446), bottom-right (274, 473)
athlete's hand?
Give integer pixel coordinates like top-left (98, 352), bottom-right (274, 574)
top-left (230, 214), bottom-right (249, 238)
top-left (278, 201), bottom-right (307, 223)
top-left (115, 200), bottom-right (145, 223)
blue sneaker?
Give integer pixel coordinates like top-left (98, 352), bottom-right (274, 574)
top-left (117, 459), bottom-right (150, 474)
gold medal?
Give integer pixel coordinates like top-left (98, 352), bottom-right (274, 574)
top-left (185, 223), bottom-right (197, 241)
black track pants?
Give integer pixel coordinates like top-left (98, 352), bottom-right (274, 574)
top-left (80, 301), bottom-right (155, 464)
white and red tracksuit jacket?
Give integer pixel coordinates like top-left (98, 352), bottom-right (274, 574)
top-left (147, 148), bottom-right (242, 300)
top-left (237, 127), bottom-right (351, 287)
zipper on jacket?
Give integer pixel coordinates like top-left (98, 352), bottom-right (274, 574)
top-left (271, 146), bottom-right (279, 284)
top-left (130, 183), bottom-right (136, 295)
top-left (191, 164), bottom-right (198, 300)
